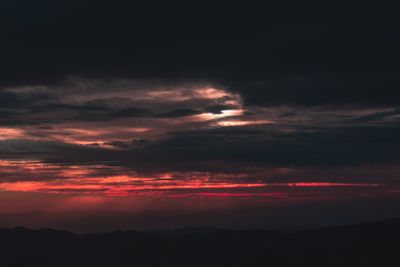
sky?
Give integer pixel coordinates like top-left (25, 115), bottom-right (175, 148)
top-left (0, 1), bottom-right (400, 232)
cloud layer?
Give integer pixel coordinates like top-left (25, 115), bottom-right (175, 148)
top-left (0, 1), bottom-right (399, 213)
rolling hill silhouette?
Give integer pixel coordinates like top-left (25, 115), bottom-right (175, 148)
top-left (1, 218), bottom-right (400, 266)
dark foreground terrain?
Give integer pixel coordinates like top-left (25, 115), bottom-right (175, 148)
top-left (1, 218), bottom-right (399, 267)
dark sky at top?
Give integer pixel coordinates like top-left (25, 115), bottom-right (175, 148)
top-left (2, 1), bottom-right (400, 106)
top-left (0, 1), bottom-right (399, 231)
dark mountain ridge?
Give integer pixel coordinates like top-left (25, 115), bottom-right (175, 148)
top-left (1, 218), bottom-right (400, 267)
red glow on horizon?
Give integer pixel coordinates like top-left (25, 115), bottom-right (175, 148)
top-left (193, 192), bottom-right (288, 198)
top-left (0, 160), bottom-right (391, 203)
top-left (287, 182), bottom-right (380, 187)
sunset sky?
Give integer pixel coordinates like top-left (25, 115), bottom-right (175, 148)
top-left (0, 1), bottom-right (400, 232)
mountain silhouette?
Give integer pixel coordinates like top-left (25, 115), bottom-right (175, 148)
top-left (1, 218), bottom-right (399, 266)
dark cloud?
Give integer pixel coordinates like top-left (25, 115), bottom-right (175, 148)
top-left (4, 123), bottom-right (399, 174)
top-left (344, 108), bottom-right (400, 124)
top-left (103, 139), bottom-right (149, 149)
top-left (278, 112), bottom-right (298, 118)
top-left (0, 89), bottom-right (232, 125)
top-left (156, 108), bottom-right (202, 118)
top-left (138, 125), bottom-right (400, 167)
top-left (0, 1), bottom-right (399, 107)
top-left (111, 107), bottom-right (152, 118)
top-left (0, 90), bottom-right (53, 125)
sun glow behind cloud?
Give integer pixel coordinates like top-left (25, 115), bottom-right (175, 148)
top-left (0, 85), bottom-right (251, 148)
top-left (214, 119), bottom-right (274, 127)
top-left (193, 109), bottom-right (244, 121)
